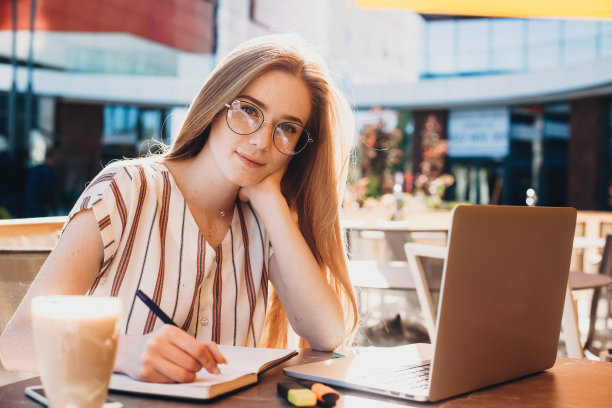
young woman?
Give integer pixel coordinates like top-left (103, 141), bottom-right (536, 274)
top-left (0, 34), bottom-right (357, 384)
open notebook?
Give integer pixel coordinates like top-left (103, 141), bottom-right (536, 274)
top-left (109, 345), bottom-right (297, 400)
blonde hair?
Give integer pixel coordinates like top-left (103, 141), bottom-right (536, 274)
top-left (166, 34), bottom-right (357, 348)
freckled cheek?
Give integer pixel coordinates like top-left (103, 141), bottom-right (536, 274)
top-left (210, 132), bottom-right (240, 158)
top-left (209, 118), bottom-right (239, 151)
top-left (270, 157), bottom-right (292, 174)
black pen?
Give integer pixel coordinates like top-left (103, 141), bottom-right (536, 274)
top-left (135, 289), bottom-right (227, 373)
top-left (136, 289), bottom-right (178, 326)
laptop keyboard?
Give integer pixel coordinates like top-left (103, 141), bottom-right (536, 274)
top-left (353, 363), bottom-right (430, 391)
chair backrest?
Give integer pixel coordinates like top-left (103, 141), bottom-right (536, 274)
top-left (0, 249), bottom-right (48, 386)
top-left (0, 216), bottom-right (64, 249)
top-left (599, 235), bottom-right (612, 278)
top-left (0, 217), bottom-right (62, 335)
top-left (0, 249), bottom-right (51, 335)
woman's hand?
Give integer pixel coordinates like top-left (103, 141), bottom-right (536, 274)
top-left (114, 325), bottom-right (227, 383)
top-left (238, 163), bottom-right (288, 204)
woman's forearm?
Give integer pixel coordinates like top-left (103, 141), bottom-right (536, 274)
top-left (250, 192), bottom-right (345, 350)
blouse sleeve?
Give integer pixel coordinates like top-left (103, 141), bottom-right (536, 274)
top-left (62, 164), bottom-right (133, 266)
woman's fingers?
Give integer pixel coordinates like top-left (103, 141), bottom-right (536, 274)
top-left (204, 341), bottom-right (228, 364)
top-left (148, 335), bottom-right (203, 373)
top-left (158, 325), bottom-right (226, 375)
top-left (147, 350), bottom-right (198, 383)
top-left (134, 351), bottom-right (179, 383)
top-left (119, 325), bottom-right (228, 382)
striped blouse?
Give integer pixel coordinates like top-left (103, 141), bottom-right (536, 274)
top-left (64, 158), bottom-right (271, 347)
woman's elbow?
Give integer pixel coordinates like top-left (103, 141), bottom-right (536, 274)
top-left (308, 325), bottom-right (345, 352)
top-left (0, 336), bottom-right (8, 367)
top-left (0, 332), bottom-right (18, 371)
top-left (0, 322), bottom-right (37, 372)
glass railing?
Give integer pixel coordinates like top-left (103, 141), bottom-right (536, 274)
top-left (422, 18), bottom-right (612, 78)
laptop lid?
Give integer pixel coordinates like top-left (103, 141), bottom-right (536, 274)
top-left (428, 204), bottom-right (576, 401)
top-left (284, 205), bottom-right (576, 403)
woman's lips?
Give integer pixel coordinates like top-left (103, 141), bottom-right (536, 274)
top-left (236, 152), bottom-right (264, 168)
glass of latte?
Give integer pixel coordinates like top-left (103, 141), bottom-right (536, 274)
top-left (31, 296), bottom-right (122, 408)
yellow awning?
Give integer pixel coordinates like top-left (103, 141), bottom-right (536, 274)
top-left (356, 0), bottom-right (612, 20)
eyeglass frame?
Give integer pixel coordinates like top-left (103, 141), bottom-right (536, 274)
top-left (224, 100), bottom-right (313, 156)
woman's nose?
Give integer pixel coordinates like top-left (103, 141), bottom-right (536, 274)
top-left (248, 121), bottom-right (274, 150)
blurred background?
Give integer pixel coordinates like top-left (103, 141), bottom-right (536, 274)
top-left (0, 0), bottom-right (611, 218)
top-left (2, 1), bottom-right (612, 367)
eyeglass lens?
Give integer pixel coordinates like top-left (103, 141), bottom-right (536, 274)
top-left (226, 100), bottom-right (310, 155)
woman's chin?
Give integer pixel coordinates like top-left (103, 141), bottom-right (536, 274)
top-left (228, 174), bottom-right (265, 189)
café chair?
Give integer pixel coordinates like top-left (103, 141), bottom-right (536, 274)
top-left (570, 234), bottom-right (612, 357)
top-left (345, 220), bottom-right (446, 345)
top-left (0, 249), bottom-right (50, 334)
top-left (0, 216), bottom-right (64, 248)
top-left (0, 215), bottom-right (62, 385)
top-left (0, 248), bottom-right (51, 386)
top-left (348, 258), bottom-right (443, 345)
top-left (340, 219), bottom-right (367, 260)
top-left (403, 243), bottom-right (447, 340)
top-left (404, 240), bottom-right (612, 359)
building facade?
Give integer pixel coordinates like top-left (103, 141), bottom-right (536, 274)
top-left (350, 16), bottom-right (612, 210)
top-left (0, 0), bottom-right (217, 215)
top-left (1, 1), bottom-right (611, 216)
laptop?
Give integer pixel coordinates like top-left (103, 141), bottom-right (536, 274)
top-left (284, 205), bottom-right (576, 402)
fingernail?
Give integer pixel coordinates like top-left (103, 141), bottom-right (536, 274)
top-left (214, 367), bottom-right (222, 375)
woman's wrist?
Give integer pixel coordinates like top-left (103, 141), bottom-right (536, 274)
top-left (248, 188), bottom-right (290, 219)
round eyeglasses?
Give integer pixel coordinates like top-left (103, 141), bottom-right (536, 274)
top-left (225, 100), bottom-right (313, 155)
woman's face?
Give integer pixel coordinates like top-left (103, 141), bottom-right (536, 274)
top-left (207, 69), bottom-right (312, 187)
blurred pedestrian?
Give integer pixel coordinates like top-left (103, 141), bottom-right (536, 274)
top-left (0, 148), bottom-right (29, 218)
top-left (0, 146), bottom-right (12, 218)
top-left (24, 145), bottom-right (58, 217)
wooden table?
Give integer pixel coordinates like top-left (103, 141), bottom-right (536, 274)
top-left (342, 221), bottom-right (448, 261)
top-left (1, 350), bottom-right (611, 407)
top-left (348, 260), bottom-right (442, 291)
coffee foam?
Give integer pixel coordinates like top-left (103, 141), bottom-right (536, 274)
top-left (32, 296), bottom-right (122, 319)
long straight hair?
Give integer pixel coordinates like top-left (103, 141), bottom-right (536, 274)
top-left (166, 34), bottom-right (357, 348)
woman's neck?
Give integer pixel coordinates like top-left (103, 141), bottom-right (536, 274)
top-left (164, 149), bottom-right (238, 218)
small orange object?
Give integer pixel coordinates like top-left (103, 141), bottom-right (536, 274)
top-left (311, 382), bottom-right (340, 406)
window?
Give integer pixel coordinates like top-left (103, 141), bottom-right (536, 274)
top-left (103, 105), bottom-right (138, 145)
top-left (140, 110), bottom-right (162, 142)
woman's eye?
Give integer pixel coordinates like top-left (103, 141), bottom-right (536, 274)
top-left (279, 123), bottom-right (298, 134)
top-left (240, 104), bottom-right (259, 117)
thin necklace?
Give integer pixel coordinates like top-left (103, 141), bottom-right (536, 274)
top-left (220, 205), bottom-right (232, 217)
top-left (220, 202), bottom-right (234, 217)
